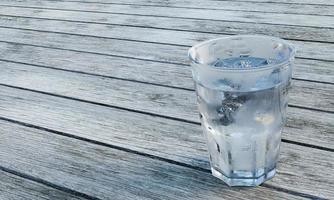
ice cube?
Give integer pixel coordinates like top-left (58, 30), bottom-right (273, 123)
top-left (218, 106), bottom-right (234, 126)
top-left (217, 92), bottom-right (250, 126)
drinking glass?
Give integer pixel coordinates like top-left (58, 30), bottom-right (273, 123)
top-left (188, 35), bottom-right (295, 186)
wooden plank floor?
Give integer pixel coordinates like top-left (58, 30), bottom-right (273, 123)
top-left (0, 0), bottom-right (333, 199)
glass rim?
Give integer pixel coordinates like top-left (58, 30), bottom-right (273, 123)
top-left (188, 35), bottom-right (296, 72)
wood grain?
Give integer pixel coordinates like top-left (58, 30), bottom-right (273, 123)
top-left (1, 1), bottom-right (332, 198)
top-left (46, 0), bottom-right (334, 16)
top-left (0, 171), bottom-right (84, 200)
top-left (1, 0), bottom-right (334, 28)
top-left (0, 86), bottom-right (332, 199)
top-left (1, 7), bottom-right (333, 44)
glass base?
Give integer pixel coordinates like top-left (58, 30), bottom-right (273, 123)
top-left (211, 167), bottom-right (276, 187)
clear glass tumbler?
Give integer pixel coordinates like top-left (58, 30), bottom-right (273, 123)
top-left (188, 35), bottom-right (295, 186)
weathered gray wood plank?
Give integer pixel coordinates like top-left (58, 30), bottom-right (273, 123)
top-left (290, 81), bottom-right (334, 112)
top-left (0, 171), bottom-right (84, 200)
top-left (49, 0), bottom-right (334, 16)
top-left (1, 1), bottom-right (334, 28)
top-left (0, 38), bottom-right (332, 86)
top-left (0, 86), bottom-right (332, 199)
top-left (1, 7), bottom-right (333, 44)
top-left (62, 0), bottom-right (334, 6)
